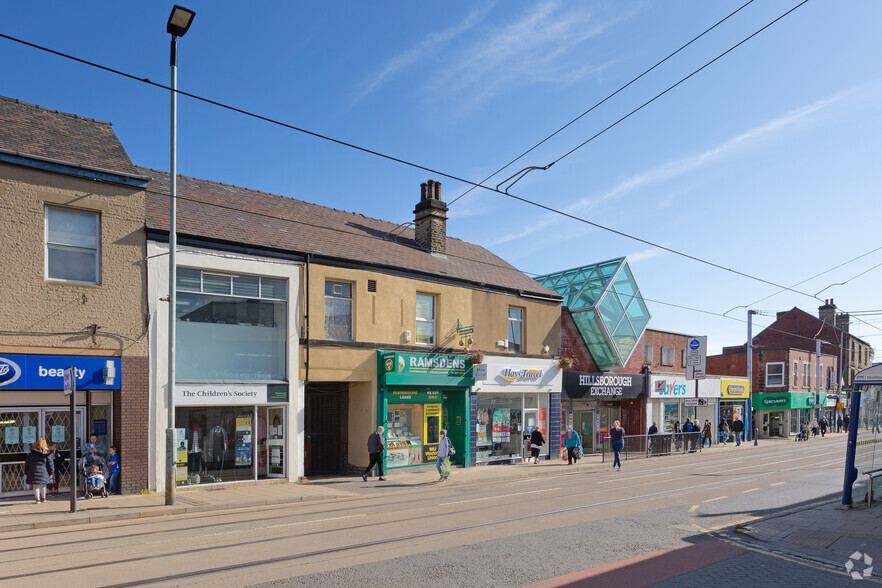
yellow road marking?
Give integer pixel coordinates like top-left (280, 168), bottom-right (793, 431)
top-left (689, 504), bottom-right (700, 512)
top-left (702, 496), bottom-right (727, 503)
top-left (742, 488), bottom-right (759, 493)
top-left (770, 481), bottom-right (786, 486)
top-left (709, 516), bottom-right (759, 531)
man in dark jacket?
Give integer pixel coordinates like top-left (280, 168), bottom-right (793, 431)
top-left (731, 417), bottom-right (745, 446)
top-left (362, 426), bottom-right (386, 481)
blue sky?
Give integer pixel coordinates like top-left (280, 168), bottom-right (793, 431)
top-left (3, 1), bottom-right (880, 355)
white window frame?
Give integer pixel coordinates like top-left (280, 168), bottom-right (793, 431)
top-left (802, 362), bottom-right (811, 388)
top-left (644, 344), bottom-right (653, 364)
top-left (792, 361), bottom-right (798, 387)
top-left (661, 346), bottom-right (675, 367)
top-left (324, 280), bottom-right (353, 341)
top-left (508, 306), bottom-right (524, 354)
top-left (765, 362), bottom-right (784, 387)
top-left (415, 293), bottom-right (436, 346)
top-left (44, 206), bottom-right (101, 284)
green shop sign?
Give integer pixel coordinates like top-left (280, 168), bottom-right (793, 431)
top-left (378, 351), bottom-right (474, 387)
top-left (752, 392), bottom-right (816, 410)
top-left (387, 388), bottom-right (443, 404)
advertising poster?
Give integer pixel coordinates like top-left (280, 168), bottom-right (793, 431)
top-left (476, 408), bottom-right (489, 446)
top-left (22, 426), bottom-right (37, 445)
top-left (51, 425), bottom-right (65, 443)
top-left (537, 409), bottom-right (547, 436)
top-left (176, 448), bottom-right (188, 465)
top-left (422, 403), bottom-right (441, 462)
top-left (235, 444), bottom-right (252, 466)
top-left (4, 426), bottom-right (19, 445)
top-left (236, 416), bottom-right (252, 432)
top-left (492, 409), bottom-right (510, 443)
top-left (175, 465), bottom-right (188, 482)
top-left (270, 446), bottom-right (281, 468)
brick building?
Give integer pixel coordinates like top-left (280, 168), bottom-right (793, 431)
top-left (0, 96), bottom-right (149, 495)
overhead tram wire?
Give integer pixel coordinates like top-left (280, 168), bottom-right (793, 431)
top-left (0, 3), bottom-right (843, 312)
top-left (446, 0), bottom-right (757, 206)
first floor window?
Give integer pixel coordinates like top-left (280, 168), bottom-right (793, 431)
top-left (802, 363), bottom-right (811, 388)
top-left (45, 206), bottom-right (100, 283)
top-left (644, 344), bottom-right (653, 364)
top-left (415, 293), bottom-right (436, 345)
top-left (765, 362), bottom-right (784, 386)
top-left (324, 281), bottom-right (353, 340)
top-left (661, 346), bottom-right (675, 367)
top-left (508, 307), bottom-right (524, 353)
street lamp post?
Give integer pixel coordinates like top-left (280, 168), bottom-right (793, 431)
top-left (166, 4), bottom-right (195, 506)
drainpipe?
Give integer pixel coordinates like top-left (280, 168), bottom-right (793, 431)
top-left (304, 253), bottom-right (310, 385)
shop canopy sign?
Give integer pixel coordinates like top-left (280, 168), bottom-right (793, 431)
top-left (721, 378), bottom-right (750, 399)
top-left (0, 354), bottom-right (121, 390)
top-left (175, 383), bottom-right (276, 406)
top-left (378, 351), bottom-right (474, 387)
top-left (649, 375), bottom-right (721, 398)
top-left (563, 371), bottom-right (645, 399)
top-left (752, 392), bottom-right (815, 410)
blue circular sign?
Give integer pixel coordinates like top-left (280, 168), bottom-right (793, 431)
top-left (0, 357), bottom-right (23, 387)
top-left (689, 339), bottom-right (700, 350)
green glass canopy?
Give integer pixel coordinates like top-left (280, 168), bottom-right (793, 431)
top-left (535, 257), bottom-right (651, 370)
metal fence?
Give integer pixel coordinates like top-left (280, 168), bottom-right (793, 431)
top-left (602, 432), bottom-right (703, 462)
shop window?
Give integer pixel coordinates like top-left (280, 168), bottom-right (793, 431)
top-left (415, 293), bottom-right (435, 345)
top-left (324, 280), bottom-right (353, 341)
top-left (765, 362), bottom-right (784, 386)
top-left (661, 346), bottom-right (675, 366)
top-left (386, 403), bottom-right (441, 468)
top-left (508, 307), bottom-right (524, 353)
top-left (175, 268), bottom-right (287, 380)
top-left (644, 344), bottom-right (653, 364)
top-left (45, 206), bottom-right (100, 284)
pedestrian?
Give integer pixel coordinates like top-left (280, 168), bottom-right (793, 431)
top-left (683, 419), bottom-right (695, 452)
top-left (563, 425), bottom-right (581, 465)
top-left (837, 415), bottom-right (843, 433)
top-left (609, 420), bottom-right (625, 470)
top-left (673, 420), bottom-right (682, 452)
top-left (647, 421), bottom-right (658, 454)
top-left (47, 442), bottom-right (62, 496)
top-left (844, 414), bottom-right (850, 431)
top-left (436, 429), bottom-right (451, 481)
top-left (702, 420), bottom-right (712, 448)
top-left (647, 422), bottom-right (658, 435)
top-left (107, 445), bottom-right (120, 494)
top-left (720, 419), bottom-right (730, 445)
top-left (361, 426), bottom-right (386, 482)
top-left (819, 417), bottom-right (828, 437)
top-left (529, 427), bottom-right (545, 464)
top-left (810, 418), bottom-right (819, 437)
top-left (25, 438), bottom-right (54, 504)
top-left (731, 416), bottom-right (744, 446)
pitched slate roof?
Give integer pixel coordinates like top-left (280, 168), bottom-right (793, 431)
top-left (0, 95), bottom-right (140, 176)
top-left (141, 167), bottom-right (560, 298)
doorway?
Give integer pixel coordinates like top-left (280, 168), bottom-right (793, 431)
top-left (304, 383), bottom-right (348, 476)
top-left (0, 407), bottom-right (86, 497)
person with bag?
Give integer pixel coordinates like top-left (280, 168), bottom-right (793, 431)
top-left (436, 429), bottom-right (453, 481)
top-left (26, 438), bottom-right (54, 504)
top-left (361, 426), bottom-right (386, 482)
top-left (720, 419), bottom-right (730, 445)
top-left (609, 420), bottom-right (625, 470)
top-left (563, 425), bottom-right (581, 465)
top-left (529, 427), bottom-right (545, 464)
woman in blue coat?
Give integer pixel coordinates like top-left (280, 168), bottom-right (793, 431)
top-left (563, 425), bottom-right (581, 465)
top-left (26, 438), bottom-right (55, 504)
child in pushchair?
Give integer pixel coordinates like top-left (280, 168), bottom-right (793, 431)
top-left (84, 464), bottom-right (109, 498)
top-left (795, 425), bottom-right (809, 442)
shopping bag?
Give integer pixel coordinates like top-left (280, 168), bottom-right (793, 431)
top-left (441, 459), bottom-right (451, 477)
top-left (560, 448), bottom-right (568, 461)
top-left (578, 446), bottom-right (584, 458)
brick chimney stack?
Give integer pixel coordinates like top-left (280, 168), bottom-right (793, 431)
top-left (818, 298), bottom-right (837, 326)
top-left (414, 179), bottom-right (448, 254)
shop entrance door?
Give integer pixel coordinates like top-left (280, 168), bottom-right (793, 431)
top-left (0, 408), bottom-right (85, 497)
top-left (266, 407), bottom-right (285, 478)
top-left (768, 411), bottom-right (784, 437)
top-left (304, 383), bottom-right (346, 476)
top-left (578, 411), bottom-right (595, 453)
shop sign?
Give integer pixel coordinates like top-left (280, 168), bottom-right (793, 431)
top-left (649, 375), bottom-right (721, 398)
top-left (378, 351), bottom-right (474, 387)
top-left (175, 384), bottom-right (268, 406)
top-left (563, 371), bottom-right (644, 399)
top-left (760, 396), bottom-right (788, 407)
top-left (497, 368), bottom-right (544, 384)
top-left (721, 379), bottom-right (750, 398)
top-left (752, 392), bottom-right (815, 410)
top-left (388, 388), bottom-right (442, 404)
top-left (0, 354), bottom-right (121, 390)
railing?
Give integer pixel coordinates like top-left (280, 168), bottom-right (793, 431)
top-left (863, 467), bottom-right (882, 507)
top-left (602, 432), bottom-right (703, 462)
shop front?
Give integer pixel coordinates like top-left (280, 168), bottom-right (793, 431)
top-left (0, 353), bottom-right (120, 497)
top-left (472, 357), bottom-right (561, 464)
top-left (378, 352), bottom-right (473, 470)
top-left (561, 371), bottom-right (644, 454)
top-left (719, 378), bottom-right (750, 439)
top-left (174, 383), bottom-right (289, 486)
top-left (648, 375), bottom-right (721, 434)
top-left (753, 392), bottom-right (815, 438)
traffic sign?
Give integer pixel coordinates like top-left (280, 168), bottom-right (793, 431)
top-left (685, 398), bottom-right (708, 407)
top-left (63, 366), bottom-right (75, 396)
top-left (686, 336), bottom-right (707, 380)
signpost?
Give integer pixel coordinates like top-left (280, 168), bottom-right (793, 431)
top-left (685, 398), bottom-right (708, 407)
top-left (686, 336), bottom-right (707, 407)
top-left (63, 366), bottom-right (77, 514)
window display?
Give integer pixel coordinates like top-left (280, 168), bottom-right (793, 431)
top-left (176, 407), bottom-right (254, 486)
top-left (476, 394), bottom-right (551, 463)
top-left (386, 403), bottom-right (441, 468)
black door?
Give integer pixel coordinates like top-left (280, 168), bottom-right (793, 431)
top-left (304, 383), bottom-right (347, 476)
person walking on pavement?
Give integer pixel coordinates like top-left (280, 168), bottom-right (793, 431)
top-left (720, 419), bottom-right (730, 445)
top-left (362, 426), bottom-right (386, 482)
top-left (702, 420), bottom-right (712, 448)
top-left (563, 425), bottom-right (581, 465)
top-left (529, 427), bottom-right (545, 464)
top-left (436, 429), bottom-right (451, 481)
top-left (610, 420), bottom-right (625, 470)
top-left (26, 438), bottom-right (54, 504)
top-left (647, 422), bottom-right (658, 454)
top-left (819, 416), bottom-right (828, 437)
top-left (844, 414), bottom-right (850, 431)
top-left (810, 418), bottom-right (819, 437)
top-left (731, 417), bottom-right (744, 446)
top-left (837, 415), bottom-right (843, 433)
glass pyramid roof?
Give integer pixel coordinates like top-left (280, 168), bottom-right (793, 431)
top-left (535, 257), bottom-right (651, 370)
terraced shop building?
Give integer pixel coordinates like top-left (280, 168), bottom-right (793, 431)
top-left (145, 174), bottom-right (562, 490)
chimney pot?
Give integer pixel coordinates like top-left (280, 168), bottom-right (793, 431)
top-left (414, 179), bottom-right (448, 254)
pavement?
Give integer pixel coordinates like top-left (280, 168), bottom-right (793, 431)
top-left (2, 434), bottom-right (878, 585)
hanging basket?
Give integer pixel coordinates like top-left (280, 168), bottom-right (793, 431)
top-left (558, 357), bottom-right (573, 369)
top-left (468, 351), bottom-right (485, 365)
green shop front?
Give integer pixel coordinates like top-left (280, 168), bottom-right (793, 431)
top-left (752, 392), bottom-right (816, 438)
top-left (378, 352), bottom-right (473, 470)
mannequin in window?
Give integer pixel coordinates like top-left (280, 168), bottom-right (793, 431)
top-left (206, 424), bottom-right (228, 478)
top-left (189, 422), bottom-right (204, 474)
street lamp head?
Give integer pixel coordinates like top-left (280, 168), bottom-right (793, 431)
top-left (167, 5), bottom-right (196, 37)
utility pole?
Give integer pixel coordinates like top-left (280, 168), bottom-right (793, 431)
top-left (816, 338), bottom-right (822, 422)
top-left (747, 310), bottom-right (755, 443)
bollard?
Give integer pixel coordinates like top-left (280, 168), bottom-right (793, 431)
top-left (753, 427), bottom-right (758, 446)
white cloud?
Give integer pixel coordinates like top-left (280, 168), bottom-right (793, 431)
top-left (351, 2), bottom-right (496, 103)
top-left (626, 247), bottom-right (665, 263)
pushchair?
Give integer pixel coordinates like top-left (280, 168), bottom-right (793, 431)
top-left (80, 457), bottom-right (109, 499)
top-left (795, 428), bottom-right (809, 442)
